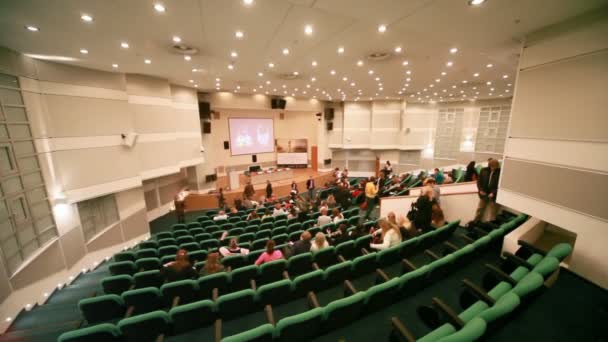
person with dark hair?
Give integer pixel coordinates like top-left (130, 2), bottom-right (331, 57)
top-left (219, 238), bottom-right (250, 257)
top-left (265, 180), bottom-right (273, 199)
top-left (306, 176), bottom-right (315, 200)
top-left (328, 223), bottom-right (350, 245)
top-left (285, 231), bottom-right (312, 257)
top-left (408, 186), bottom-right (434, 233)
top-left (431, 204), bottom-right (446, 228)
top-left (162, 249), bottom-right (196, 282)
top-left (382, 160), bottom-right (392, 178)
top-left (200, 252), bottom-right (224, 277)
top-left (244, 181), bottom-right (255, 200)
top-left (474, 159), bottom-right (501, 222)
top-left (464, 161), bottom-right (478, 182)
top-left (290, 180), bottom-right (299, 195)
top-left (434, 168), bottom-right (445, 185)
top-left (246, 210), bottom-right (259, 221)
top-left (255, 240), bottom-right (284, 265)
top-left (217, 187), bottom-right (225, 210)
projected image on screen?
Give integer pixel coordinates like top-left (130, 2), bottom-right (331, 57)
top-left (228, 118), bottom-right (275, 156)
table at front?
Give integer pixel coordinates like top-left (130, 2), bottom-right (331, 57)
top-left (239, 169), bottom-right (294, 186)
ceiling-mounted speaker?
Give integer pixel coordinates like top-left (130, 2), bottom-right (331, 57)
top-left (279, 112), bottom-right (285, 120)
top-left (198, 101), bottom-right (211, 120)
top-left (271, 98), bottom-right (286, 109)
top-left (203, 121), bottom-right (211, 134)
top-left (324, 108), bottom-right (335, 120)
top-left (326, 122), bottom-right (333, 131)
top-left (223, 141), bottom-right (229, 150)
top-left (121, 132), bottom-right (138, 148)
top-left (213, 111), bottom-right (220, 120)
top-left (252, 154), bottom-right (257, 163)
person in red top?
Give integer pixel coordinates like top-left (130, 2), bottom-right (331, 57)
top-left (254, 240), bottom-right (284, 265)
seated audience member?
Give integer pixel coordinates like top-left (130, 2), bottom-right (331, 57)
top-left (464, 161), bottom-right (478, 182)
top-left (255, 240), bottom-right (284, 265)
top-left (318, 199), bottom-right (329, 213)
top-left (310, 232), bottom-right (330, 252)
top-left (162, 249), bottom-right (196, 282)
top-left (272, 202), bottom-right (286, 217)
top-left (246, 210), bottom-right (259, 221)
top-left (334, 183), bottom-right (351, 208)
top-left (409, 186), bottom-right (434, 233)
top-left (332, 208), bottom-right (344, 223)
top-left (369, 219), bottom-right (402, 251)
top-left (213, 210), bottom-right (229, 221)
top-left (229, 206), bottom-right (240, 216)
top-left (327, 194), bottom-right (337, 209)
top-left (261, 208), bottom-right (272, 220)
top-left (317, 208), bottom-right (332, 227)
top-left (285, 231), bottom-right (312, 257)
top-left (287, 207), bottom-right (298, 219)
top-left (434, 168), bottom-right (445, 185)
top-left (243, 198), bottom-right (254, 209)
top-left (199, 252), bottom-right (224, 276)
top-left (424, 177), bottom-right (441, 205)
top-left (431, 204), bottom-right (447, 228)
top-left (328, 223), bottom-right (350, 245)
top-left (349, 223), bottom-right (368, 240)
top-left (387, 211), bottom-right (417, 240)
top-left (219, 238), bottom-right (250, 257)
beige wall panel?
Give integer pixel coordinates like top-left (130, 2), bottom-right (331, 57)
top-left (115, 187), bottom-right (145, 219)
top-left (510, 50), bottom-right (608, 141)
top-left (370, 131), bottom-right (399, 146)
top-left (52, 146), bottom-right (139, 191)
top-left (121, 209), bottom-right (149, 240)
top-left (170, 85), bottom-right (198, 104)
top-left (144, 189), bottom-right (159, 210)
top-left (131, 104), bottom-right (178, 133)
top-left (43, 95), bottom-right (133, 137)
top-left (173, 108), bottom-right (201, 132)
top-left (159, 180), bottom-right (186, 205)
top-left (0, 47), bottom-right (39, 78)
top-left (125, 74), bottom-right (171, 98)
top-left (136, 141), bottom-right (179, 171)
top-left (21, 91), bottom-right (50, 138)
top-left (0, 259), bottom-right (12, 303)
top-left (58, 227), bottom-right (86, 269)
top-left (10, 240), bottom-right (65, 290)
top-left (86, 223), bottom-right (123, 253)
top-left (501, 159), bottom-right (608, 221)
top-left (35, 60), bottom-right (126, 90)
top-left (204, 92), bottom-right (324, 112)
top-left (179, 137), bottom-right (204, 161)
top-left (372, 113), bottom-right (400, 129)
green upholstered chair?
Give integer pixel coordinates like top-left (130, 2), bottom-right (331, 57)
top-left (109, 261), bottom-right (137, 276)
top-left (436, 317), bottom-right (486, 342)
top-left (287, 252), bottom-right (313, 277)
top-left (122, 287), bottom-right (162, 315)
top-left (117, 310), bottom-right (170, 342)
top-left (102, 275), bottom-right (133, 295)
top-left (135, 257), bottom-right (160, 272)
top-left (313, 246), bottom-right (337, 268)
top-left (160, 279), bottom-right (198, 306)
top-left (292, 269), bottom-right (324, 296)
top-left (169, 299), bottom-right (216, 335)
top-left (363, 278), bottom-right (400, 312)
top-left (216, 289), bottom-right (257, 320)
top-left (324, 261), bottom-right (352, 286)
top-left (198, 272), bottom-right (230, 299)
top-left (257, 259), bottom-right (287, 285)
top-left (230, 265), bottom-right (258, 291)
top-left (114, 251), bottom-right (136, 262)
top-left (135, 248), bottom-right (158, 260)
top-left (222, 255), bottom-right (247, 270)
top-left (257, 279), bottom-right (293, 306)
top-left (351, 253), bottom-right (377, 277)
top-left (79, 294), bottom-right (125, 324)
top-left (58, 323), bottom-right (121, 342)
top-left (274, 308), bottom-right (324, 342)
top-left (158, 245), bottom-right (179, 258)
top-left (322, 291), bottom-right (366, 328)
top-left (133, 270), bottom-right (163, 289)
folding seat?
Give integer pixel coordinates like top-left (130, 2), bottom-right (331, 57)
top-left (354, 235), bottom-right (372, 254)
top-left (102, 275), bottom-right (134, 295)
top-left (275, 307), bottom-right (324, 342)
top-left (198, 272), bottom-right (230, 299)
top-left (155, 232), bottom-right (173, 240)
top-left (301, 219), bottom-right (315, 230)
top-left (213, 231), bottom-right (226, 240)
top-left (286, 217), bottom-right (299, 226)
top-left (230, 265), bottom-right (258, 291)
top-left (321, 291), bottom-right (365, 328)
top-left (228, 227), bottom-right (245, 236)
top-left (172, 223), bottom-right (187, 231)
top-left (216, 289), bottom-right (257, 320)
top-left (257, 259), bottom-right (287, 285)
top-left (249, 218), bottom-right (262, 226)
top-left (229, 216), bottom-right (241, 224)
top-left (169, 300), bottom-right (216, 335)
top-left (173, 229), bottom-right (190, 239)
top-left (245, 225), bottom-right (259, 234)
top-left (122, 287), bottom-right (163, 315)
top-left (335, 241), bottom-right (356, 260)
top-left (351, 253), bottom-right (377, 278)
top-left (240, 242), bottom-right (252, 250)
top-left (288, 230), bottom-right (304, 242)
top-left (139, 241), bottom-right (158, 250)
top-left (187, 222), bottom-right (202, 230)
top-left (133, 270), bottom-right (163, 289)
top-left (222, 323), bottom-right (275, 342)
top-left (196, 215), bottom-right (211, 224)
top-left (292, 269), bottom-right (324, 296)
top-left (179, 242), bottom-right (201, 252)
top-left (79, 294), bottom-right (126, 324)
top-left (158, 238), bottom-right (177, 248)
top-left (205, 225), bottom-right (220, 234)
top-left (400, 237), bottom-right (421, 258)
top-left (287, 223), bottom-right (302, 234)
top-left (109, 261), bottom-right (137, 276)
top-left (233, 221), bottom-right (247, 229)
top-left (206, 209), bottom-right (218, 217)
top-left (347, 215), bottom-right (360, 226)
top-left (452, 244), bottom-right (475, 268)
top-left (260, 222), bottom-right (274, 231)
top-left (160, 255), bottom-right (176, 265)
top-left (200, 239), bottom-right (220, 250)
top-left (194, 233), bottom-right (212, 243)
top-left (287, 253), bottom-right (313, 277)
top-left (476, 292), bottom-right (520, 328)
top-left (321, 223), bottom-right (335, 233)
top-left (220, 222), bottom-right (234, 231)
top-left (363, 220), bottom-right (376, 230)
top-left (307, 227), bottom-right (321, 236)
top-left (377, 244), bottom-right (402, 267)
top-left (176, 235), bottom-right (195, 245)
top-left (114, 251), bottom-right (135, 262)
top-left (135, 257), bottom-right (161, 272)
top-left (248, 249), bottom-right (264, 263)
top-left (257, 279), bottom-right (293, 305)
top-left (272, 226), bottom-right (287, 236)
top-left (308, 212), bottom-right (321, 221)
top-left (546, 243), bottom-right (573, 262)
top-left (252, 238), bottom-right (268, 251)
top-left (58, 323), bottom-right (121, 342)
top-left (425, 254), bottom-right (456, 282)
top-left (324, 261), bottom-right (353, 286)
top-left (313, 246), bottom-right (337, 268)
top-left (397, 264), bottom-right (430, 298)
top-left (117, 310), bottom-right (170, 342)
top-left (222, 254), bottom-right (247, 270)
top-left (188, 250), bottom-right (208, 264)
top-left (273, 233), bottom-right (289, 245)
top-left (160, 279), bottom-right (199, 306)
top-left (363, 278), bottom-right (400, 312)
top-left (239, 233), bottom-right (255, 243)
top-left (136, 248), bottom-right (158, 260)
top-left (190, 228), bottom-right (205, 237)
top-left (274, 219), bottom-right (287, 228)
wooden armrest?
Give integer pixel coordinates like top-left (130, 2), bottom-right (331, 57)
top-left (125, 306), bottom-right (135, 318)
top-left (312, 262), bottom-right (320, 271)
top-left (361, 248), bottom-right (370, 255)
top-left (376, 268), bottom-right (390, 283)
top-left (517, 240), bottom-right (546, 256)
top-left (432, 297), bottom-right (465, 329)
top-left (155, 334), bottom-right (164, 342)
top-left (214, 319), bottom-right (222, 342)
top-left (502, 252), bottom-right (534, 269)
top-left (282, 271), bottom-right (290, 279)
top-left (250, 279), bottom-right (257, 291)
top-left (484, 264), bottom-right (517, 286)
top-left (462, 279), bottom-right (495, 306)
top-left (337, 255), bottom-right (346, 263)
top-left (459, 234), bottom-right (475, 244)
top-left (344, 280), bottom-right (358, 296)
top-left (307, 291), bottom-right (321, 309)
top-left (226, 266), bottom-right (232, 273)
top-left (402, 259), bottom-right (417, 272)
top-left (212, 288), bottom-right (219, 302)
top-left (443, 241), bottom-right (459, 252)
top-left (424, 250), bottom-right (441, 261)
top-left (264, 304), bottom-right (275, 326)
top-left (472, 227), bottom-right (488, 236)
top-left (390, 317), bottom-right (416, 342)
top-left (171, 296), bottom-right (180, 308)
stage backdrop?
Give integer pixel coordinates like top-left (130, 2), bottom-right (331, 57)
top-left (276, 138), bottom-right (308, 167)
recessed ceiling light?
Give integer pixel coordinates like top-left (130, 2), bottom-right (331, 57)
top-left (449, 47), bottom-right (458, 54)
top-left (375, 77), bottom-right (380, 81)
top-left (446, 61), bottom-right (453, 67)
top-left (435, 79), bottom-right (441, 82)
top-left (468, 0), bottom-right (487, 6)
top-left (406, 70), bottom-right (411, 75)
top-left (282, 48), bottom-right (289, 55)
top-left (228, 64), bottom-right (234, 70)
top-left (120, 42), bottom-right (129, 49)
top-left (330, 70), bottom-right (336, 75)
top-left (257, 72), bottom-right (263, 77)
top-left (342, 77), bottom-right (348, 81)
top-left (394, 46), bottom-right (403, 53)
top-left (145, 59), bottom-right (151, 64)
top-left (216, 83), bottom-right (220, 87)
top-left (507, 83), bottom-right (512, 87)
top-left (293, 71), bottom-right (299, 76)
top-left (337, 46), bottom-right (345, 54)
top-left (268, 62), bottom-right (274, 68)
top-left (486, 63), bottom-right (493, 68)
top-left (154, 3), bottom-right (166, 12)
top-left (503, 74), bottom-right (509, 79)
top-left (304, 24), bottom-right (313, 35)
top-left (189, 80), bottom-right (194, 83)
top-left (112, 64), bottom-right (118, 68)
top-left (172, 36), bottom-right (181, 43)
top-left (368, 70), bottom-right (374, 75)
top-left (377, 24), bottom-right (387, 33)
top-left (79, 48), bottom-right (88, 54)
top-left (311, 77), bottom-right (316, 82)
top-left (357, 60), bottom-right (363, 67)
top-left (230, 51), bottom-right (238, 58)
top-left (184, 55), bottom-right (191, 61)
top-left (441, 71), bottom-right (447, 76)
top-left (243, 0), bottom-right (254, 6)
top-left (486, 81), bottom-right (492, 85)
top-left (311, 60), bottom-right (317, 67)
top-left (235, 30), bottom-right (244, 39)
top-left (462, 80), bottom-right (468, 84)
top-left (25, 25), bottom-right (39, 32)
top-left (473, 73), bottom-right (480, 77)
top-left (402, 60), bottom-right (409, 66)
top-left (80, 14), bottom-right (93, 22)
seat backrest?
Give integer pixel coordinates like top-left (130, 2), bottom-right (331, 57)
top-left (222, 323), bottom-right (275, 342)
top-left (257, 279), bottom-right (293, 305)
top-left (275, 308), bottom-right (324, 342)
top-left (122, 287), bottom-right (162, 315)
top-left (292, 269), bottom-right (324, 296)
top-left (252, 238), bottom-right (268, 251)
top-left (158, 245), bottom-right (179, 258)
top-left (336, 241), bottom-right (356, 260)
top-left (135, 257), bottom-right (161, 271)
top-left (322, 292), bottom-right (366, 327)
top-left (230, 265), bottom-right (259, 291)
top-left (546, 243), bottom-right (572, 262)
top-left (363, 278), bottom-right (400, 312)
top-left (198, 272), bottom-right (230, 299)
top-left (176, 235), bottom-right (195, 244)
top-left (273, 233), bottom-right (289, 245)
top-left (352, 253), bottom-right (377, 276)
top-left (160, 279), bottom-right (198, 305)
top-left (511, 271), bottom-right (544, 298)
top-left (102, 275), bottom-right (134, 295)
top-left (377, 244), bottom-right (401, 267)
top-left (531, 256), bottom-right (560, 278)
top-left (155, 232), bottom-right (173, 240)
top-left (114, 251), bottom-right (136, 262)
top-left (169, 299), bottom-right (215, 335)
top-left (58, 323), bottom-right (121, 342)
top-left (435, 317), bottom-right (486, 342)
top-left (313, 246), bottom-right (337, 268)
top-left (158, 238), bottom-right (177, 248)
top-left (477, 292), bottom-right (520, 324)
top-left (189, 250), bottom-right (208, 264)
top-left (79, 294), bottom-right (125, 324)
top-left (117, 310), bottom-right (170, 342)
top-left (287, 252), bottom-right (313, 276)
top-left (179, 242), bottom-right (201, 252)
top-left (398, 264), bottom-right (430, 295)
top-left (222, 254), bottom-right (247, 270)
top-left (258, 259), bottom-right (287, 284)
top-left (109, 261), bottom-right (137, 276)
top-left (216, 289), bottom-right (256, 320)
top-left (324, 261), bottom-right (352, 286)
top-left (136, 248), bottom-right (158, 259)
top-left (133, 270), bottom-right (162, 289)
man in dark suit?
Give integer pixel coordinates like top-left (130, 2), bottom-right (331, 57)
top-left (474, 159), bottom-right (501, 222)
top-left (306, 176), bottom-right (315, 199)
top-left (265, 180), bottom-right (273, 200)
top-left (285, 231), bottom-right (312, 257)
top-left (334, 183), bottom-right (351, 209)
top-left (243, 181), bottom-right (255, 200)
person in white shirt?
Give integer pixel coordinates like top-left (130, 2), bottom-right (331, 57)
top-left (370, 218), bottom-right (403, 251)
top-left (213, 210), bottom-right (229, 221)
top-left (317, 208), bottom-right (332, 227)
top-left (272, 203), bottom-right (286, 217)
top-left (310, 232), bottom-right (329, 252)
top-left (219, 238), bottom-right (250, 257)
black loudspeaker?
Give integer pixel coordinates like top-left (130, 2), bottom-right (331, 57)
top-left (324, 108), bottom-right (335, 120)
top-left (324, 159), bottom-right (332, 165)
top-left (223, 141), bottom-right (229, 150)
top-left (203, 121), bottom-right (211, 134)
top-left (252, 155), bottom-right (257, 163)
top-left (326, 122), bottom-right (333, 131)
top-left (271, 98), bottom-right (286, 109)
top-left (199, 101), bottom-right (211, 119)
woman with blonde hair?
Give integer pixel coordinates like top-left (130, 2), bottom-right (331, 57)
top-left (200, 252), bottom-right (224, 276)
top-left (370, 218), bottom-right (402, 251)
top-left (310, 232), bottom-right (329, 252)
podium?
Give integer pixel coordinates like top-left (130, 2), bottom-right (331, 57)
top-left (229, 171), bottom-right (240, 191)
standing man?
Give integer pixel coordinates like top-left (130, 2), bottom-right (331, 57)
top-left (243, 181), bottom-right (255, 200)
top-left (174, 188), bottom-right (189, 223)
top-left (364, 177), bottom-right (378, 220)
top-left (474, 159), bottom-right (501, 222)
top-left (306, 176), bottom-right (315, 200)
top-left (265, 180), bottom-right (273, 200)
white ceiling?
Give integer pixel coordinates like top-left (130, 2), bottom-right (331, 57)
top-left (0, 0), bottom-right (606, 103)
